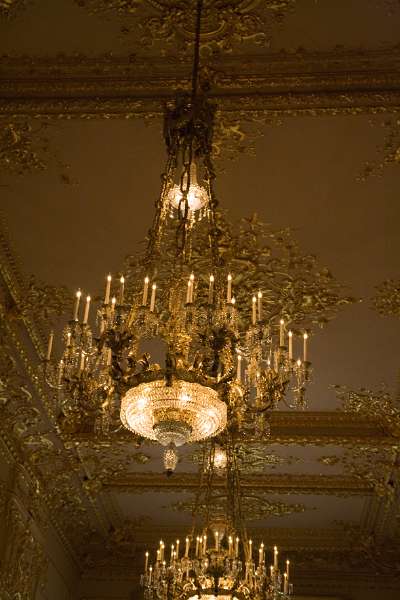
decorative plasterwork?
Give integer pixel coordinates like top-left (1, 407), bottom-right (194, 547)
top-left (101, 472), bottom-right (373, 496)
top-left (359, 117), bottom-right (400, 180)
top-left (74, 0), bottom-right (294, 53)
top-left (373, 278), bottom-right (400, 318)
top-left (1, 49), bottom-right (400, 118)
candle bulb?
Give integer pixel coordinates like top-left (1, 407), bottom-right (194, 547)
top-left (270, 565), bottom-right (274, 579)
top-left (150, 284), bottom-right (157, 312)
top-left (142, 276), bottom-right (149, 306)
top-left (303, 332), bottom-right (308, 361)
top-left (257, 290), bottom-right (262, 321)
top-left (46, 331), bottom-right (54, 360)
top-left (170, 544), bottom-right (174, 562)
top-left (274, 546), bottom-right (278, 569)
top-left (280, 318), bottom-right (285, 346)
top-left (186, 279), bottom-right (192, 304)
top-left (176, 539), bottom-right (180, 560)
top-left (73, 290), bottom-right (82, 321)
top-left (83, 295), bottom-right (91, 324)
top-left (215, 531), bottom-right (219, 551)
top-left (235, 537), bottom-right (239, 558)
top-left (227, 273), bottom-right (232, 302)
top-left (57, 359), bottom-right (64, 385)
top-left (119, 276), bottom-right (125, 304)
top-left (189, 273), bottom-right (194, 303)
top-left (286, 559), bottom-right (290, 579)
top-left (203, 535), bottom-right (207, 555)
top-left (145, 551), bottom-right (149, 572)
top-left (149, 566), bottom-right (152, 584)
top-left (288, 330), bottom-right (293, 359)
top-left (208, 274), bottom-right (214, 304)
top-left (228, 536), bottom-right (233, 557)
top-left (249, 539), bottom-right (253, 560)
top-left (156, 549), bottom-right (160, 562)
top-left (237, 353), bottom-right (242, 382)
top-left (283, 572), bottom-right (288, 592)
top-left (104, 275), bottom-right (111, 305)
top-left (252, 295), bottom-right (257, 325)
top-left (185, 537), bottom-right (190, 557)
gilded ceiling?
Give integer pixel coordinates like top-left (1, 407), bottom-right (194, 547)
top-left (0, 1), bottom-right (400, 599)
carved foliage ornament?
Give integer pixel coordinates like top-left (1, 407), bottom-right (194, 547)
top-left (372, 279), bottom-right (400, 319)
top-left (75, 0), bottom-right (295, 52)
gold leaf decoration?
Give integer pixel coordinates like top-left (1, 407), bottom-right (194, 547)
top-left (372, 279), bottom-right (400, 318)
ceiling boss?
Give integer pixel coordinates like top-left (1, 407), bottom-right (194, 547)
top-left (43, 0), bottom-right (350, 472)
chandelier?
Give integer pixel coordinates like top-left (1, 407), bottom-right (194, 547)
top-left (42, 0), bottom-right (322, 470)
top-left (140, 435), bottom-right (293, 599)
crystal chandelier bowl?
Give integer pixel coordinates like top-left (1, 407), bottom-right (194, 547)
top-left (120, 380), bottom-right (227, 445)
top-left (168, 181), bottom-right (209, 213)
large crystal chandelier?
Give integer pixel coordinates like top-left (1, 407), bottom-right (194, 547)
top-left (140, 435), bottom-right (293, 599)
top-left (43, 0), bottom-right (316, 469)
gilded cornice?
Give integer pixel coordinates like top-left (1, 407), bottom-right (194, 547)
top-left (1, 48), bottom-right (400, 118)
top-left (102, 472), bottom-right (373, 495)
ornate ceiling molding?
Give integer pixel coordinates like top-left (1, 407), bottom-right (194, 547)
top-left (1, 48), bottom-right (400, 118)
top-left (102, 471), bottom-right (373, 495)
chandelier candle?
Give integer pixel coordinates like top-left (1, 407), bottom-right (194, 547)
top-left (104, 274), bottom-right (111, 304)
top-left (119, 276), bottom-right (125, 304)
top-left (227, 273), bottom-right (232, 303)
top-left (208, 274), bottom-right (214, 304)
top-left (257, 290), bottom-right (262, 321)
top-left (252, 295), bottom-right (257, 325)
top-left (83, 296), bottom-right (91, 325)
top-left (303, 332), bottom-right (309, 361)
top-left (150, 284), bottom-right (156, 312)
top-left (288, 330), bottom-right (293, 359)
top-left (142, 276), bottom-right (149, 306)
top-left (73, 290), bottom-right (81, 321)
top-left (46, 332), bottom-right (54, 361)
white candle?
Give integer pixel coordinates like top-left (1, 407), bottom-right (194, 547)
top-left (46, 331), bottom-right (54, 360)
top-left (274, 546), bottom-right (278, 569)
top-left (280, 319), bottom-right (285, 347)
top-left (83, 295), bottom-right (91, 324)
top-left (235, 537), bottom-right (239, 558)
top-left (209, 274), bottom-right (214, 304)
top-left (119, 276), bottom-right (125, 304)
top-left (252, 295), bottom-right (257, 325)
top-left (227, 273), bottom-right (232, 302)
top-left (57, 360), bottom-right (64, 385)
top-left (203, 535), bottom-right (207, 555)
top-left (249, 539), bottom-right (253, 560)
top-left (66, 332), bottom-right (71, 347)
top-left (259, 547), bottom-right (262, 566)
top-left (79, 351), bottom-right (85, 373)
top-left (228, 536), bottom-right (233, 557)
top-left (150, 284), bottom-right (157, 312)
top-left (270, 565), bottom-right (274, 579)
top-left (186, 279), bottom-right (192, 304)
top-left (303, 332), bottom-right (308, 361)
top-left (288, 330), bottom-right (293, 359)
top-left (189, 273), bottom-right (194, 303)
top-left (156, 549), bottom-right (160, 562)
top-left (73, 290), bottom-right (81, 320)
top-left (257, 291), bottom-right (262, 321)
top-left (237, 354), bottom-right (242, 382)
top-left (261, 542), bottom-right (264, 564)
top-left (170, 544), bottom-right (174, 562)
top-left (145, 551), bottom-right (149, 572)
top-left (176, 539), bottom-right (180, 560)
top-left (149, 566), bottom-right (152, 584)
top-left (104, 275), bottom-right (111, 305)
top-left (142, 276), bottom-right (149, 306)
top-left (185, 537), bottom-right (190, 557)
top-left (284, 572), bottom-right (288, 593)
top-left (286, 559), bottom-right (290, 579)
top-left (215, 531), bottom-right (219, 551)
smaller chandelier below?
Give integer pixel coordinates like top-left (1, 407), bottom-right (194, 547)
top-left (121, 380), bottom-right (227, 470)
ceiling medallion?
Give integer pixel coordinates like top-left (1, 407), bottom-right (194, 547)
top-left (42, 0), bottom-right (352, 471)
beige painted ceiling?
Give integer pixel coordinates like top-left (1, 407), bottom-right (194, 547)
top-left (1, 0), bottom-right (400, 596)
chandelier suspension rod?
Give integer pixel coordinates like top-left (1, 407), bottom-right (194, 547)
top-left (191, 0), bottom-right (204, 103)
